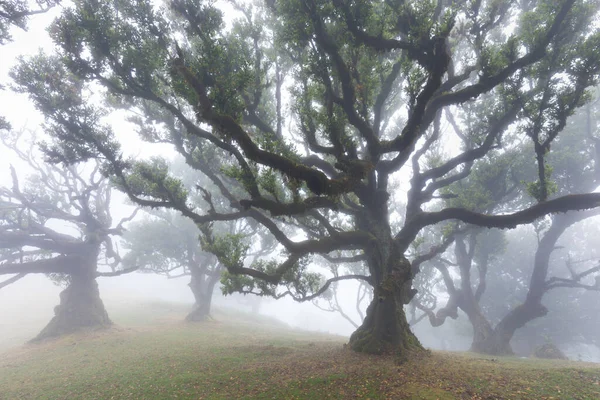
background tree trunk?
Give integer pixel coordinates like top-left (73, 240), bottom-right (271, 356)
top-left (479, 302), bottom-right (548, 356)
top-left (185, 268), bottom-right (220, 322)
top-left (468, 310), bottom-right (505, 354)
top-left (33, 271), bottom-right (111, 341)
top-left (470, 215), bottom-right (577, 355)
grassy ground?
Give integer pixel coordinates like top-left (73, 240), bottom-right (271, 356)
top-left (1, 303), bottom-right (599, 399)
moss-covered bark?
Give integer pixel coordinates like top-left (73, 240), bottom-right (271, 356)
top-left (348, 255), bottom-right (423, 359)
top-left (349, 293), bottom-right (422, 359)
top-left (349, 209), bottom-right (424, 359)
top-left (33, 272), bottom-right (111, 341)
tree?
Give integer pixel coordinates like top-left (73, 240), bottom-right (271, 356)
top-left (415, 98), bottom-right (600, 354)
top-left (481, 224), bottom-right (600, 356)
top-left (11, 0), bottom-right (600, 357)
top-left (481, 97), bottom-right (600, 354)
top-left (122, 210), bottom-right (222, 321)
top-left (122, 209), bottom-right (276, 322)
top-left (0, 130), bottom-right (137, 341)
top-left (121, 155), bottom-right (278, 321)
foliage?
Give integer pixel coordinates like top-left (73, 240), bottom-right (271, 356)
top-left (201, 233), bottom-right (249, 270)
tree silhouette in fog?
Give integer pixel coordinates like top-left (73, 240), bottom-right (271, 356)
top-left (0, 131), bottom-right (137, 340)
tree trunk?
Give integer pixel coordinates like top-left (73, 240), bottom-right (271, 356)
top-left (186, 298), bottom-right (212, 322)
top-left (33, 271), bottom-right (111, 341)
top-left (250, 297), bottom-right (261, 314)
top-left (348, 196), bottom-right (424, 359)
top-left (468, 310), bottom-right (508, 354)
top-left (185, 268), bottom-right (219, 322)
top-left (349, 291), bottom-right (422, 357)
top-left (454, 297), bottom-right (517, 355)
top-left (348, 254), bottom-right (422, 358)
top-left (475, 302), bottom-right (548, 356)
top-left (470, 214), bottom-right (578, 355)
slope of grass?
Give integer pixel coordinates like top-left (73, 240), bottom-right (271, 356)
top-left (1, 303), bottom-right (599, 399)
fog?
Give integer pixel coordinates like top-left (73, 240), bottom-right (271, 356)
top-left (0, 272), bottom-right (365, 351)
top-left (6, 252), bottom-right (598, 361)
top-left (0, 270), bottom-right (476, 354)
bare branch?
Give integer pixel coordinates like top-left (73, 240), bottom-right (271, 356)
top-left (0, 255), bottom-right (80, 275)
top-left (96, 265), bottom-right (140, 277)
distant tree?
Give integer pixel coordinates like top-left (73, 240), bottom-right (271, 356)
top-left (121, 155), bottom-right (279, 321)
top-left (415, 99), bottom-right (600, 354)
top-left (122, 210), bottom-right (222, 321)
top-left (473, 217), bottom-right (600, 356)
top-left (0, 131), bottom-right (137, 341)
top-left (122, 208), bottom-right (275, 321)
top-left (12, 0), bottom-right (600, 357)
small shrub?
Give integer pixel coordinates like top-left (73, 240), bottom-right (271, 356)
top-left (533, 343), bottom-right (568, 360)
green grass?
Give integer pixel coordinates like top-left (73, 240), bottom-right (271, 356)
top-left (1, 302), bottom-right (599, 399)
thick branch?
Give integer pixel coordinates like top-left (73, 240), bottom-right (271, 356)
top-left (411, 231), bottom-right (457, 274)
top-left (0, 255), bottom-right (80, 275)
top-left (320, 253), bottom-right (366, 264)
top-left (282, 274), bottom-right (372, 302)
top-left (426, 0), bottom-right (576, 112)
top-left (96, 265), bottom-right (140, 277)
top-left (400, 193), bottom-right (600, 244)
top-left (172, 55), bottom-right (358, 196)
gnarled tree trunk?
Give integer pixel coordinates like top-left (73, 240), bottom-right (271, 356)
top-left (33, 269), bottom-right (111, 341)
top-left (468, 309), bottom-right (505, 353)
top-left (185, 267), bottom-right (220, 322)
top-left (349, 211), bottom-right (423, 358)
top-left (472, 302), bottom-right (548, 355)
top-left (349, 288), bottom-right (421, 357)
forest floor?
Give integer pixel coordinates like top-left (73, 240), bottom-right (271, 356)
top-left (1, 301), bottom-right (599, 399)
